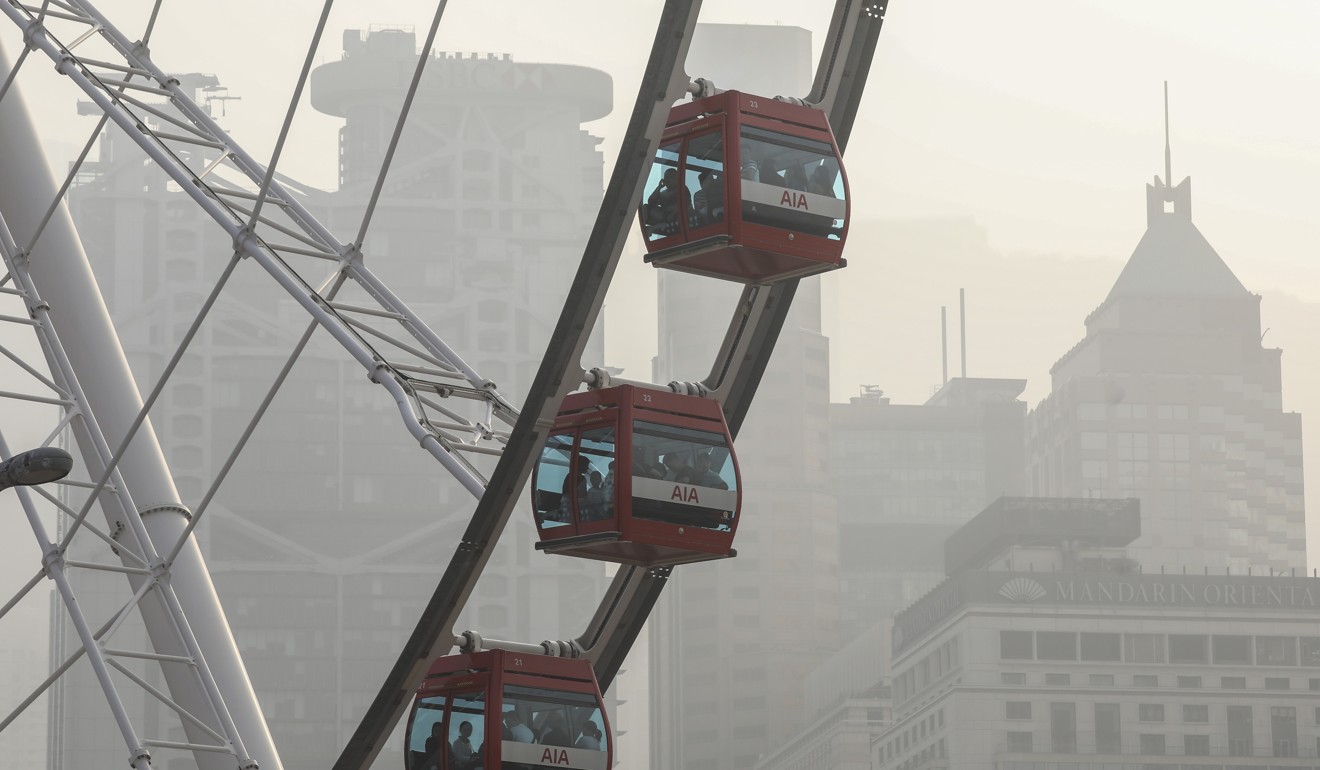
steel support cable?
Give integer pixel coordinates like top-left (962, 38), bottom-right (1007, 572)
top-left (163, 272), bottom-right (349, 567)
top-left (329, 4), bottom-right (704, 769)
top-left (0, 43), bottom-right (29, 103)
top-left (24, 110), bottom-right (110, 255)
top-left (59, 0), bottom-right (510, 411)
top-left (353, 0), bottom-right (449, 248)
top-left (7, 0), bottom-right (516, 462)
top-left (55, 251), bottom-right (242, 553)
top-left (0, 567), bottom-right (44, 624)
top-left (0, 211), bottom-right (259, 767)
top-left (3, 5), bottom-right (493, 500)
top-left (248, 0), bottom-right (335, 226)
top-left (578, 0), bottom-right (889, 691)
top-left (0, 431), bottom-right (154, 770)
top-left (0, 236), bottom-right (259, 768)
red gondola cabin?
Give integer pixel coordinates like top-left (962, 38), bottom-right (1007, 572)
top-left (406, 650), bottom-right (611, 770)
top-left (639, 90), bottom-right (850, 284)
top-left (532, 385), bottom-right (740, 566)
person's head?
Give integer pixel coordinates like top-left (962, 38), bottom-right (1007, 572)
top-left (431, 722), bottom-right (444, 737)
top-left (698, 171), bottom-right (711, 188)
top-left (590, 470), bottom-right (603, 488)
top-left (695, 453), bottom-right (712, 470)
top-left (458, 721), bottom-right (472, 738)
top-left (663, 453), bottom-right (687, 470)
top-left (662, 167), bottom-right (678, 187)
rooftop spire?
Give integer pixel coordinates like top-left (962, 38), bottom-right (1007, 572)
top-left (1147, 81), bottom-right (1190, 224)
top-left (1163, 80), bottom-right (1172, 198)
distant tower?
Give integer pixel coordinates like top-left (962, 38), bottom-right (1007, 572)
top-left (648, 23), bottom-right (840, 770)
top-left (57, 36), bottom-right (615, 770)
top-left (1027, 88), bottom-right (1306, 571)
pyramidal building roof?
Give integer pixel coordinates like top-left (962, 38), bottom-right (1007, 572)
top-left (1103, 174), bottom-right (1250, 303)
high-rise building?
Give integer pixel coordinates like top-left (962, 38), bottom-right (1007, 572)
top-left (1028, 168), bottom-right (1306, 572)
top-left (55, 33), bottom-right (612, 769)
top-left (830, 378), bottom-right (1027, 639)
top-left (647, 23), bottom-right (840, 770)
top-left (878, 496), bottom-right (1320, 770)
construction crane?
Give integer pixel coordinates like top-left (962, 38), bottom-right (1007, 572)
top-left (0, 1), bottom-right (889, 768)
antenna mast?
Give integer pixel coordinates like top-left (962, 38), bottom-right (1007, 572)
top-left (1163, 80), bottom-right (1172, 196)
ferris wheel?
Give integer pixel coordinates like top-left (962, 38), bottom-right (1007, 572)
top-left (0, 1), bottom-right (888, 769)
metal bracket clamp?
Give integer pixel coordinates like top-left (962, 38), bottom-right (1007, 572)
top-left (687, 77), bottom-right (720, 99)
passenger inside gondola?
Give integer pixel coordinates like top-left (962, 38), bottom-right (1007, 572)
top-left (740, 127), bottom-right (842, 238)
top-left (645, 166), bottom-right (689, 237)
top-left (632, 422), bottom-right (738, 531)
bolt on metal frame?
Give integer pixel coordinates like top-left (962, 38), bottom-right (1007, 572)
top-left (0, 211), bottom-right (260, 770)
top-left (0, 0), bottom-right (889, 768)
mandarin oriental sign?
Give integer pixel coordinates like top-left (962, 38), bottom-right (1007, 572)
top-left (1051, 577), bottom-right (1318, 608)
top-left (892, 570), bottom-right (1320, 655)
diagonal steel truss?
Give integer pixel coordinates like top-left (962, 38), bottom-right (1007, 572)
top-left (1, 0), bottom-right (513, 499)
top-left (0, 0), bottom-right (890, 768)
top-left (0, 213), bottom-right (258, 770)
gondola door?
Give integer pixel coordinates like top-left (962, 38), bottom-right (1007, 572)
top-left (406, 679), bottom-right (491, 770)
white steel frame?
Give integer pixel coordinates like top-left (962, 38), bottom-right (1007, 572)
top-left (0, 0), bottom-right (889, 767)
top-left (0, 212), bottom-right (258, 770)
top-left (1, 0), bottom-right (516, 500)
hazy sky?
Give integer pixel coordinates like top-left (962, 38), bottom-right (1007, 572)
top-left (9, 0), bottom-right (1320, 403)
top-left (2, 2), bottom-right (1319, 764)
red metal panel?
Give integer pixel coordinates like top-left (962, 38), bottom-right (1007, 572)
top-left (640, 90), bottom-right (849, 284)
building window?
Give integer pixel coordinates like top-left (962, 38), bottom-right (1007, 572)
top-left (1310, 678), bottom-right (1320, 691)
top-left (1227, 706), bottom-right (1253, 756)
top-left (1001, 672), bottom-right (1027, 685)
top-left (1006, 702), bottom-right (1032, 719)
top-left (1212, 635), bottom-right (1252, 664)
top-left (1176, 676), bottom-right (1202, 688)
top-left (1095, 703), bottom-right (1121, 754)
top-left (1007, 731), bottom-right (1033, 753)
top-left (1138, 704), bottom-right (1164, 722)
top-left (1184, 734), bottom-right (1210, 755)
top-left (1080, 632), bottom-right (1121, 661)
top-left (1265, 677), bottom-right (1290, 690)
top-left (1001, 630), bottom-right (1033, 660)
top-left (1037, 632), bottom-right (1077, 661)
top-left (1222, 676), bottom-right (1246, 689)
top-left (1139, 734), bottom-right (1166, 755)
top-left (1168, 634), bottom-right (1208, 663)
top-left (1300, 637), bottom-right (1320, 666)
top-left (1256, 636), bottom-right (1298, 666)
top-left (1045, 673), bottom-right (1070, 686)
top-left (1050, 703), bottom-right (1077, 754)
top-left (1089, 674), bottom-right (1115, 686)
top-left (1125, 633), bottom-right (1166, 663)
top-left (1133, 674), bottom-right (1158, 687)
top-left (1183, 705), bottom-right (1209, 723)
top-left (1271, 707), bottom-right (1298, 757)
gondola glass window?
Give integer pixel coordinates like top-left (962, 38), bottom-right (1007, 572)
top-left (739, 125), bottom-right (846, 239)
top-left (684, 132), bottom-right (725, 229)
top-left (631, 420), bottom-right (737, 531)
top-left (641, 142), bottom-right (683, 242)
top-left (406, 691), bottom-right (487, 770)
top-left (501, 685), bottom-right (609, 769)
top-left (577, 427), bottom-right (616, 523)
top-left (533, 432), bottom-right (574, 531)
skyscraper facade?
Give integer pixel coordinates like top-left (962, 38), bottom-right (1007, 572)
top-left (648, 23), bottom-right (840, 770)
top-left (56, 32), bottom-right (611, 769)
top-left (830, 378), bottom-right (1027, 640)
top-left (1028, 172), bottom-right (1306, 572)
